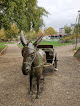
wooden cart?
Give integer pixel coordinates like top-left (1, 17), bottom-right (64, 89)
top-left (37, 45), bottom-right (58, 70)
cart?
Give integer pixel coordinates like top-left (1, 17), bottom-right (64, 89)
top-left (37, 45), bottom-right (58, 71)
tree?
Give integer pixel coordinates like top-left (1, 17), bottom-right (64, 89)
top-left (72, 24), bottom-right (80, 38)
top-left (0, 29), bottom-right (6, 41)
top-left (64, 26), bottom-right (72, 35)
top-left (0, 0), bottom-right (48, 32)
top-left (37, 29), bottom-right (43, 37)
top-left (25, 30), bottom-right (37, 40)
top-left (74, 24), bottom-right (80, 33)
top-left (5, 23), bottom-right (19, 41)
top-left (45, 27), bottom-right (56, 35)
top-left (10, 24), bottom-right (19, 38)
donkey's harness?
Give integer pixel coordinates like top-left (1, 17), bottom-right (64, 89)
top-left (23, 46), bottom-right (46, 69)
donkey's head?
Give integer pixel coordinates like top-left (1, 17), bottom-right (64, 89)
top-left (21, 31), bottom-right (43, 75)
top-left (21, 31), bottom-right (35, 75)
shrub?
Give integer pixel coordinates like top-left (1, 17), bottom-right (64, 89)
top-left (59, 36), bottom-right (75, 43)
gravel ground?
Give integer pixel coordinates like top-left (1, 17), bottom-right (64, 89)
top-left (0, 43), bottom-right (80, 106)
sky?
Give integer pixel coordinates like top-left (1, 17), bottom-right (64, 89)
top-left (37, 0), bottom-right (80, 32)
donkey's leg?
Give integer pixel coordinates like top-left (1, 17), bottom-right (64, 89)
top-left (36, 76), bottom-right (40, 99)
top-left (29, 75), bottom-right (32, 95)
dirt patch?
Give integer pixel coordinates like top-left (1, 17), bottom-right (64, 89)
top-left (0, 43), bottom-right (80, 106)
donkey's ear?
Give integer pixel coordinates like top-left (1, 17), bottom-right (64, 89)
top-left (33, 36), bottom-right (43, 46)
top-left (20, 31), bottom-right (27, 46)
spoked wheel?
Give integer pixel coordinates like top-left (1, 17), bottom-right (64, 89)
top-left (54, 52), bottom-right (58, 71)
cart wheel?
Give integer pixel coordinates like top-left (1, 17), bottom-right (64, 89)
top-left (54, 52), bottom-right (58, 71)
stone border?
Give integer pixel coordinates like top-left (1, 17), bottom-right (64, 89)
top-left (0, 45), bottom-right (8, 56)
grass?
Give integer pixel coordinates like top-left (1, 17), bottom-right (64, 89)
top-left (39, 41), bottom-right (71, 46)
top-left (0, 41), bottom-right (17, 52)
top-left (73, 47), bottom-right (80, 50)
top-left (0, 44), bottom-right (7, 52)
top-left (0, 42), bottom-right (16, 45)
top-left (19, 44), bottom-right (23, 48)
top-left (0, 42), bottom-right (7, 45)
top-left (8, 42), bottom-right (17, 44)
top-left (18, 40), bottom-right (71, 48)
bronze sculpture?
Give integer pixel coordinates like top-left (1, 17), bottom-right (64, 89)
top-left (21, 31), bottom-right (46, 99)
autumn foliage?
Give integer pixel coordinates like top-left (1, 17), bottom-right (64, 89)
top-left (0, 24), bottom-right (19, 41)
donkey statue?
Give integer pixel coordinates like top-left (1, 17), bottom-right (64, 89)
top-left (21, 31), bottom-right (46, 99)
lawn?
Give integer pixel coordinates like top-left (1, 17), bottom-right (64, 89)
top-left (0, 42), bottom-right (7, 45)
top-left (0, 43), bottom-right (7, 52)
top-left (73, 47), bottom-right (80, 50)
top-left (39, 41), bottom-right (71, 46)
top-left (18, 44), bottom-right (23, 48)
top-left (0, 42), bottom-right (17, 52)
top-left (18, 40), bottom-right (71, 48)
top-left (8, 42), bottom-right (17, 44)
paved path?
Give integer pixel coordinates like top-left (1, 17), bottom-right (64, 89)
top-left (2, 43), bottom-right (21, 57)
top-left (0, 43), bottom-right (80, 106)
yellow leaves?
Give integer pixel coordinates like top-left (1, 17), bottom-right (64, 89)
top-left (0, 23), bottom-right (19, 41)
top-left (37, 29), bottom-right (43, 37)
top-left (11, 23), bottom-right (19, 32)
top-left (23, 99), bottom-right (26, 102)
top-left (23, 99), bottom-right (33, 106)
top-left (11, 23), bottom-right (15, 28)
top-left (45, 27), bottom-right (56, 35)
top-left (0, 29), bottom-right (6, 40)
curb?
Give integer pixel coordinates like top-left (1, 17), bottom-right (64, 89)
top-left (0, 45), bottom-right (8, 56)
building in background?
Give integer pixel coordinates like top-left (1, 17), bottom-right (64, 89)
top-left (42, 35), bottom-right (50, 40)
top-left (59, 28), bottom-right (66, 35)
